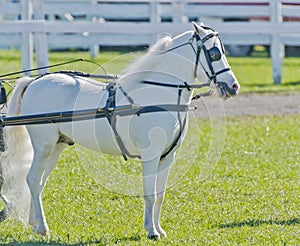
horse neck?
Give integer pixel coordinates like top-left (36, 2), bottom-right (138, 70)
top-left (119, 49), bottom-right (196, 105)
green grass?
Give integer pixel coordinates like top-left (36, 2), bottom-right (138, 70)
top-left (0, 115), bottom-right (299, 245)
top-left (228, 56), bottom-right (300, 93)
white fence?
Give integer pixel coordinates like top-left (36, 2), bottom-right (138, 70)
top-left (0, 0), bottom-right (300, 84)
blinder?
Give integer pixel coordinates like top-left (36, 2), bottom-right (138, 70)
top-left (208, 47), bottom-right (222, 62)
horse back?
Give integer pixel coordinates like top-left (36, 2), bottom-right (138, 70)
top-left (20, 73), bottom-right (108, 115)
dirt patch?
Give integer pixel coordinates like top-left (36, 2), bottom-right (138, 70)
top-left (194, 93), bottom-right (300, 117)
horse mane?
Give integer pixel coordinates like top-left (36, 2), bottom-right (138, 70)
top-left (120, 35), bottom-right (173, 80)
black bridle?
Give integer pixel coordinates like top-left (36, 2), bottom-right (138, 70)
top-left (141, 28), bottom-right (234, 97)
top-left (192, 30), bottom-right (231, 82)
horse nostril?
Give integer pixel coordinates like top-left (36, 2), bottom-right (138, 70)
top-left (232, 83), bottom-right (240, 94)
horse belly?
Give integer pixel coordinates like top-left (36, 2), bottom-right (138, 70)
top-left (60, 118), bottom-right (122, 155)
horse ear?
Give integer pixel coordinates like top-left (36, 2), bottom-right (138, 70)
top-left (192, 21), bottom-right (207, 37)
top-left (192, 21), bottom-right (202, 33)
top-left (192, 21), bottom-right (204, 34)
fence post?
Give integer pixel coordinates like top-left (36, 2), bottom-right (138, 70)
top-left (88, 16), bottom-right (100, 58)
top-left (150, 1), bottom-right (161, 43)
top-left (33, 0), bottom-right (48, 74)
top-left (270, 0), bottom-right (284, 85)
top-left (172, 0), bottom-right (185, 23)
top-left (21, 0), bottom-right (33, 75)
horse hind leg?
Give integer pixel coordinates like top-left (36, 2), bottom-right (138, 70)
top-left (27, 139), bottom-right (66, 237)
top-left (0, 194), bottom-right (11, 222)
top-left (0, 164), bottom-right (11, 222)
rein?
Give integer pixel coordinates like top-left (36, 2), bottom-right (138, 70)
top-left (0, 59), bottom-right (85, 79)
top-left (141, 80), bottom-right (210, 90)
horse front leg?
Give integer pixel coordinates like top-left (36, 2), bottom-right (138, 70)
top-left (142, 156), bottom-right (160, 240)
top-left (153, 152), bottom-right (175, 238)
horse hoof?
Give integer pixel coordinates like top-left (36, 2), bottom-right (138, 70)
top-left (159, 231), bottom-right (167, 238)
top-left (37, 230), bottom-right (50, 238)
top-left (34, 225), bottom-right (50, 237)
top-left (147, 234), bottom-right (160, 240)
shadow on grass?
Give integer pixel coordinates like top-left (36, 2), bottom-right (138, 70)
top-left (284, 81), bottom-right (300, 87)
top-left (3, 243), bottom-right (92, 246)
top-left (3, 234), bottom-right (142, 246)
top-left (217, 218), bottom-right (300, 229)
top-left (241, 80), bottom-right (300, 94)
top-left (114, 234), bottom-right (142, 244)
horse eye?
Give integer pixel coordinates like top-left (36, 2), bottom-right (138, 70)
top-left (208, 47), bottom-right (221, 61)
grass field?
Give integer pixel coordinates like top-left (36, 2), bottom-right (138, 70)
top-left (0, 49), bottom-right (299, 245)
top-left (0, 115), bottom-right (299, 245)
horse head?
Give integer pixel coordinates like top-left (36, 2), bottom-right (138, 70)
top-left (192, 22), bottom-right (240, 99)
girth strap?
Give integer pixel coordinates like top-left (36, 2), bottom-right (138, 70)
top-left (160, 88), bottom-right (187, 160)
top-left (104, 83), bottom-right (136, 161)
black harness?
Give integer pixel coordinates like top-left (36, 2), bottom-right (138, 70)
top-left (100, 81), bottom-right (192, 161)
top-left (103, 82), bottom-right (134, 161)
top-left (0, 28), bottom-right (234, 161)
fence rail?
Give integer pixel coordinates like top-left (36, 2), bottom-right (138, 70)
top-left (0, 0), bottom-right (300, 84)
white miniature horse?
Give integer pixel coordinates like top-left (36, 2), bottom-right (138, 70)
top-left (0, 23), bottom-right (239, 239)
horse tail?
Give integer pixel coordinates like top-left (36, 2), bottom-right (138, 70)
top-left (1, 76), bottom-right (35, 223)
top-left (7, 76), bottom-right (35, 115)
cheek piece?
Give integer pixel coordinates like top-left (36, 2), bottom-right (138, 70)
top-left (193, 31), bottom-right (236, 98)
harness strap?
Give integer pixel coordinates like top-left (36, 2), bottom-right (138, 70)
top-left (110, 114), bottom-right (137, 161)
top-left (160, 88), bottom-right (187, 160)
top-left (141, 80), bottom-right (211, 89)
top-left (194, 46), bottom-right (201, 77)
top-left (0, 104), bottom-right (193, 127)
top-left (104, 83), bottom-right (136, 160)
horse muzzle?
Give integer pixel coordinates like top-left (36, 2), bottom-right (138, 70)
top-left (216, 81), bottom-right (240, 99)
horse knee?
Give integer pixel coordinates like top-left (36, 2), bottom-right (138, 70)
top-left (156, 192), bottom-right (164, 204)
top-left (26, 168), bottom-right (42, 195)
top-left (144, 194), bottom-right (156, 206)
top-left (26, 170), bottom-right (34, 187)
